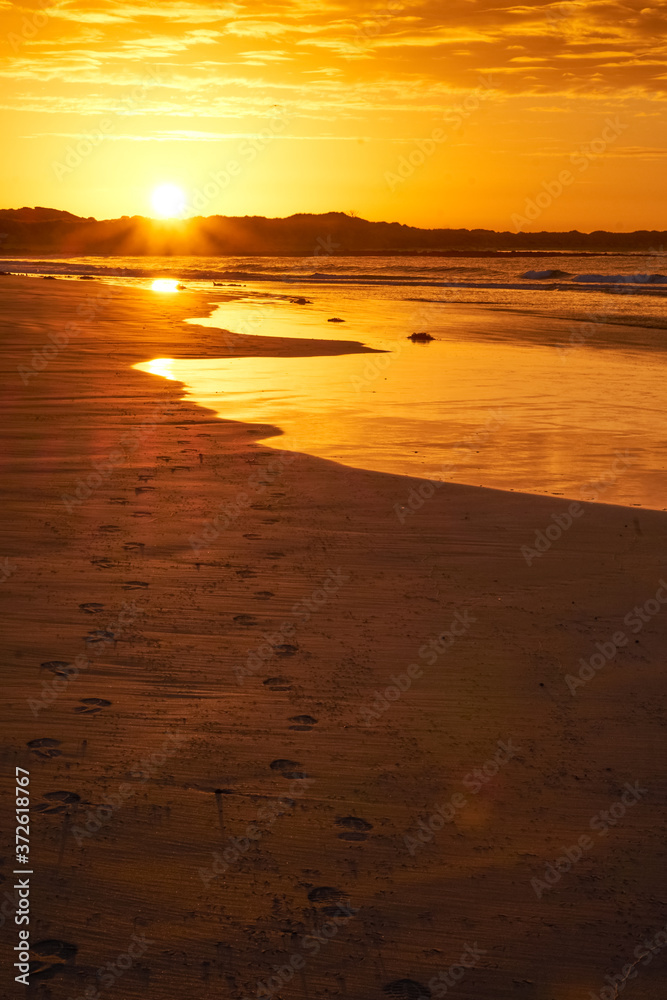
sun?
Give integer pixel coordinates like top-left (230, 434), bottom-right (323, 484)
top-left (151, 184), bottom-right (186, 219)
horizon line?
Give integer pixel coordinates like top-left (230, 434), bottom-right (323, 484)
top-left (3, 206), bottom-right (667, 237)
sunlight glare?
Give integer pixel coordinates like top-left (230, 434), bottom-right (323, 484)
top-left (140, 358), bottom-right (176, 380)
top-left (151, 184), bottom-right (186, 219)
top-left (151, 278), bottom-right (179, 293)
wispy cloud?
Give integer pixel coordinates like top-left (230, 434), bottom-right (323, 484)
top-left (3, 0), bottom-right (667, 132)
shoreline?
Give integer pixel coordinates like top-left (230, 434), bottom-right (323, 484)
top-left (1, 276), bottom-right (666, 999)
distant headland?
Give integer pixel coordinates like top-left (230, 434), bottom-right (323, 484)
top-left (1, 207), bottom-right (665, 256)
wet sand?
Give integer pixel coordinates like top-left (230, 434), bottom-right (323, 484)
top-left (1, 276), bottom-right (666, 1000)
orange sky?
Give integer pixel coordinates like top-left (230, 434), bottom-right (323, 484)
top-left (1, 0), bottom-right (666, 231)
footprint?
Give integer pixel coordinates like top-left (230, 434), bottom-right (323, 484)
top-left (289, 714), bottom-right (317, 731)
top-left (91, 558), bottom-right (117, 569)
top-left (135, 486), bottom-right (156, 494)
top-left (170, 466), bottom-right (191, 472)
top-left (269, 759), bottom-right (308, 779)
top-left (27, 738), bottom-right (62, 760)
top-left (34, 803), bottom-right (67, 815)
top-left (74, 698), bottom-right (111, 715)
top-left (263, 677), bottom-right (292, 691)
top-left (29, 939), bottom-right (78, 981)
top-left (123, 542), bottom-right (145, 552)
top-left (307, 886), bottom-right (346, 903)
top-left (336, 816), bottom-right (373, 831)
top-left (236, 569), bottom-right (256, 579)
top-left (79, 603), bottom-right (104, 614)
top-left (85, 630), bottom-right (114, 645)
top-left (270, 759), bottom-right (301, 772)
top-left (44, 790), bottom-right (80, 803)
top-left (98, 525), bottom-right (121, 534)
top-left (40, 661), bottom-right (72, 677)
top-left (34, 791), bottom-right (81, 814)
top-left (108, 498), bottom-right (129, 505)
top-left (131, 511), bottom-right (153, 518)
top-left (383, 981), bottom-right (431, 1000)
top-left (122, 580), bottom-right (148, 590)
top-left (234, 614), bottom-right (257, 625)
top-left (254, 591), bottom-right (274, 600)
top-left (273, 644), bottom-right (298, 657)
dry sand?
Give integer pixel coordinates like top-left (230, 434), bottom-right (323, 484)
top-left (1, 276), bottom-right (666, 1000)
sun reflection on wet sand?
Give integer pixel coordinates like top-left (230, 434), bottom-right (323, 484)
top-left (141, 357), bottom-right (177, 379)
top-left (135, 301), bottom-right (667, 511)
top-left (152, 279), bottom-right (179, 293)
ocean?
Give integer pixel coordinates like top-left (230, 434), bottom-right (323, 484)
top-left (5, 253), bottom-right (667, 509)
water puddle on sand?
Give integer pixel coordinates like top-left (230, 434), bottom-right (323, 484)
top-left (135, 299), bottom-right (667, 511)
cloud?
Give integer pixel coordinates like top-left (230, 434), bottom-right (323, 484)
top-left (239, 49), bottom-right (292, 64)
top-left (47, 1), bottom-right (240, 24)
top-left (2, 0), bottom-right (667, 114)
top-left (225, 19), bottom-right (288, 37)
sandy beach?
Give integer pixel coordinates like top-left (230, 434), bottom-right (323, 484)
top-left (1, 275), bottom-right (666, 1000)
